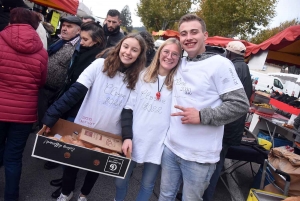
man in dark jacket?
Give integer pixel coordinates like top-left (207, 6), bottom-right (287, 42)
top-left (38, 16), bottom-right (82, 129)
top-left (203, 41), bottom-right (252, 201)
top-left (103, 9), bottom-right (124, 48)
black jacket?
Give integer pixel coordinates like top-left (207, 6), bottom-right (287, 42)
top-left (103, 24), bottom-right (124, 48)
top-left (146, 48), bottom-right (156, 67)
top-left (223, 57), bottom-right (252, 146)
top-left (0, 7), bottom-right (9, 31)
top-left (231, 57), bottom-right (252, 100)
top-left (42, 82), bottom-right (88, 127)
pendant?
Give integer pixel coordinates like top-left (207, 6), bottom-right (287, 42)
top-left (156, 92), bottom-right (161, 100)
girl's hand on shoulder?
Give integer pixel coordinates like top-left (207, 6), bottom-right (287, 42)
top-left (122, 139), bottom-right (132, 156)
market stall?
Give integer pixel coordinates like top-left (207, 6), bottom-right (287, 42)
top-left (246, 25), bottom-right (300, 68)
top-left (205, 36), bottom-right (254, 48)
top-left (29, 0), bottom-right (79, 15)
top-left (151, 30), bottom-right (255, 49)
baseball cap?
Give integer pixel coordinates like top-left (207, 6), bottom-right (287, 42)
top-left (61, 16), bottom-right (82, 27)
top-left (226, 41), bottom-right (246, 56)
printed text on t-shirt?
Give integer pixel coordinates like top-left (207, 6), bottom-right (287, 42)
top-left (140, 89), bottom-right (165, 114)
top-left (174, 78), bottom-right (192, 95)
top-left (79, 116), bottom-right (96, 126)
top-left (103, 83), bottom-right (127, 108)
top-left (228, 68), bottom-right (239, 85)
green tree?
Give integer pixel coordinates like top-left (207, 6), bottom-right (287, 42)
top-left (197, 0), bottom-right (278, 38)
top-left (137, 0), bottom-right (199, 32)
top-left (120, 5), bottom-right (133, 33)
top-left (250, 19), bottom-right (300, 44)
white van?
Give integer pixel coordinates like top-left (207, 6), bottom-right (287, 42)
top-left (250, 71), bottom-right (284, 93)
top-left (268, 73), bottom-right (300, 97)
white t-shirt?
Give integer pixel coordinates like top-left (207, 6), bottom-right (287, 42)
top-left (75, 58), bottom-right (131, 135)
top-left (36, 23), bottom-right (47, 49)
top-left (126, 72), bottom-right (171, 164)
top-left (164, 55), bottom-right (243, 163)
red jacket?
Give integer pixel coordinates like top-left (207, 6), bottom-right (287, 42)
top-left (0, 24), bottom-right (48, 123)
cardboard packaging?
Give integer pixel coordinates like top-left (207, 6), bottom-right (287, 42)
top-left (32, 119), bottom-right (131, 179)
top-left (79, 128), bottom-right (122, 153)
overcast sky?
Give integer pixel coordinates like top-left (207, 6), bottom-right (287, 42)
top-left (82, 0), bottom-right (300, 29)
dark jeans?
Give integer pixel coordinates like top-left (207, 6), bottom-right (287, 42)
top-left (0, 121), bottom-right (33, 201)
top-left (61, 166), bottom-right (99, 196)
top-left (203, 142), bottom-right (231, 201)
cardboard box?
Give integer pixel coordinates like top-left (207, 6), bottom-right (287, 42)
top-left (32, 119), bottom-right (131, 179)
top-left (79, 128), bottom-right (122, 153)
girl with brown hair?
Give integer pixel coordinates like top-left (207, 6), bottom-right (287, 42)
top-left (42, 33), bottom-right (147, 201)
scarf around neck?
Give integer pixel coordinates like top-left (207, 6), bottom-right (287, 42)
top-left (47, 34), bottom-right (79, 56)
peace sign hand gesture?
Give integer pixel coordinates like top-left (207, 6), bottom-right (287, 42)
top-left (171, 105), bottom-right (201, 124)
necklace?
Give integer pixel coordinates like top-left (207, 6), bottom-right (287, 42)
top-left (156, 76), bottom-right (165, 100)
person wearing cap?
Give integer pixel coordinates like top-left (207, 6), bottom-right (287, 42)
top-left (203, 41), bottom-right (252, 201)
top-left (103, 9), bottom-right (124, 48)
top-left (82, 15), bottom-right (95, 23)
top-left (38, 16), bottom-right (81, 136)
top-left (225, 41), bottom-right (252, 99)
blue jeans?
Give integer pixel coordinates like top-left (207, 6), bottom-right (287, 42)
top-left (115, 161), bottom-right (161, 201)
top-left (159, 146), bottom-right (216, 201)
top-left (203, 142), bottom-right (230, 201)
top-left (0, 121), bottom-right (32, 201)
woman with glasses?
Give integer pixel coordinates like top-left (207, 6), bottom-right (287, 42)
top-left (114, 38), bottom-right (182, 201)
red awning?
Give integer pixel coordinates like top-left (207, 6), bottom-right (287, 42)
top-left (152, 30), bottom-right (254, 48)
top-left (205, 36), bottom-right (254, 48)
top-left (30, 0), bottom-right (79, 15)
top-left (152, 29), bottom-right (180, 39)
top-left (245, 25), bottom-right (300, 67)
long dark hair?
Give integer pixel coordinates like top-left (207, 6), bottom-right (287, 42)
top-left (81, 22), bottom-right (106, 49)
top-left (103, 33), bottom-right (147, 89)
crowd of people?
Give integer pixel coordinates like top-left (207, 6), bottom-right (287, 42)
top-left (0, 1), bottom-right (252, 201)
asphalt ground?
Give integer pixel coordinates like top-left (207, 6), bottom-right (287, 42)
top-left (0, 131), bottom-right (259, 201)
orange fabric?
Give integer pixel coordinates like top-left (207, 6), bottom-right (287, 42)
top-left (152, 29), bottom-right (180, 39)
top-left (30, 0), bottom-right (79, 15)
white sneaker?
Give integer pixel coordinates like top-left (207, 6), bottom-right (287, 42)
top-left (57, 192), bottom-right (73, 201)
top-left (78, 195), bottom-right (87, 201)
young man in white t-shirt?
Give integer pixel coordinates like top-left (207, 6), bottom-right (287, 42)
top-left (159, 14), bottom-right (250, 201)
